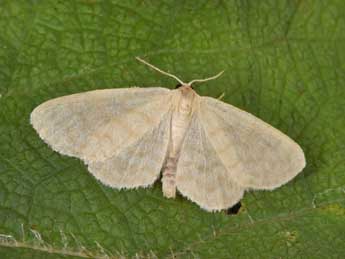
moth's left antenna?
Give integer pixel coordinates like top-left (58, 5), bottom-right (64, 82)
top-left (136, 57), bottom-right (185, 85)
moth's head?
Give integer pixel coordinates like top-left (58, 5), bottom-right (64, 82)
top-left (175, 83), bottom-right (196, 97)
top-left (175, 83), bottom-right (193, 90)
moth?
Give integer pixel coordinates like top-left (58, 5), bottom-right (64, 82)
top-left (30, 57), bottom-right (306, 212)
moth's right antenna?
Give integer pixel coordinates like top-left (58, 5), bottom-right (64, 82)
top-left (187, 70), bottom-right (224, 86)
top-left (136, 57), bottom-right (186, 85)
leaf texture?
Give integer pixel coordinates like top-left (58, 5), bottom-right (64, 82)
top-left (0, 0), bottom-right (344, 258)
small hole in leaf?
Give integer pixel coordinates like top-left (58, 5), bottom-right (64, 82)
top-left (226, 202), bottom-right (241, 215)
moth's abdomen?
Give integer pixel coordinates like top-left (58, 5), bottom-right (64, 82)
top-left (161, 157), bottom-right (177, 198)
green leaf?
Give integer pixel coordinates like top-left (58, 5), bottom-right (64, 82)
top-left (1, 0), bottom-right (345, 258)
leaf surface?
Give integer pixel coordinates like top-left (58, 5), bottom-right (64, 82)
top-left (0, 1), bottom-right (345, 258)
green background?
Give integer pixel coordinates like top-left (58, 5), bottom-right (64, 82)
top-left (1, 0), bottom-right (345, 258)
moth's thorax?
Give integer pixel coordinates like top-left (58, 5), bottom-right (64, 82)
top-left (174, 84), bottom-right (199, 115)
top-left (170, 85), bottom-right (199, 154)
